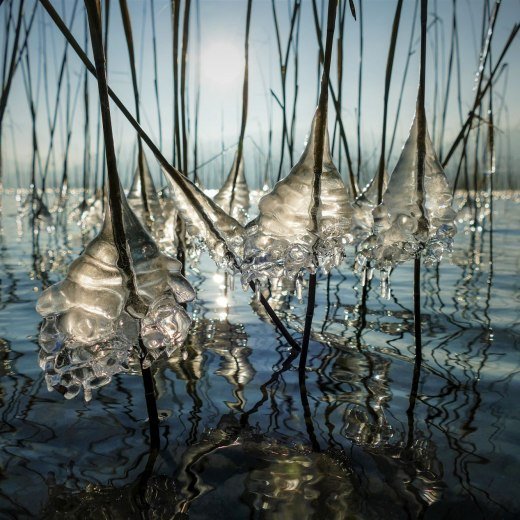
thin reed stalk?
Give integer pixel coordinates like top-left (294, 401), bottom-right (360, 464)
top-left (171, 0), bottom-right (181, 169)
top-left (407, 0), bottom-right (428, 424)
top-left (310, 0), bottom-right (357, 197)
top-left (376, 0), bottom-right (403, 205)
top-left (119, 0), bottom-right (149, 214)
top-left (150, 0), bottom-right (162, 151)
top-left (356, 0), bottom-right (363, 182)
top-left (0, 0), bottom-right (24, 188)
top-left (228, 0), bottom-right (252, 212)
top-left (180, 0), bottom-right (191, 176)
top-left (299, 0), bottom-right (336, 383)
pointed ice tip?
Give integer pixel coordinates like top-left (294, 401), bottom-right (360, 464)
top-left (301, 108), bottom-right (334, 166)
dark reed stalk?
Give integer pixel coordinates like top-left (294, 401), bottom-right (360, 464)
top-left (441, 0), bottom-right (506, 167)
top-left (228, 0), bottom-right (252, 212)
top-left (40, 0), bottom-right (300, 352)
top-left (331, 0), bottom-right (345, 161)
top-left (272, 0), bottom-right (300, 181)
top-left (310, 0), bottom-right (357, 197)
top-left (356, 0), bottom-right (363, 182)
top-left (407, 0), bottom-right (428, 422)
top-left (171, 0), bottom-right (181, 169)
top-left (180, 0), bottom-right (191, 176)
top-left (119, 0), bottom-right (149, 215)
top-left (41, 2), bottom-right (79, 194)
top-left (432, 0), bottom-right (439, 146)
top-left (387, 0), bottom-right (418, 164)
top-left (192, 0), bottom-right (200, 184)
top-left (150, 0), bottom-right (162, 151)
top-left (298, 0), bottom-right (336, 384)
top-left (84, 0), bottom-right (159, 448)
top-left (82, 8), bottom-right (90, 206)
top-left (289, 3), bottom-right (301, 160)
top-left (438, 0), bottom-right (457, 160)
top-left (376, 0), bottom-right (403, 205)
top-left (0, 0), bottom-right (24, 189)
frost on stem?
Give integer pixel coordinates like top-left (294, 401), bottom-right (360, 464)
top-left (214, 151), bottom-right (250, 225)
top-left (241, 112), bottom-right (353, 288)
top-left (357, 113), bottom-right (457, 293)
top-left (36, 193), bottom-right (196, 401)
top-left (163, 167), bottom-right (245, 271)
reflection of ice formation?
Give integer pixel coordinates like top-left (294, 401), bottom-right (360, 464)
top-left (36, 194), bottom-right (196, 400)
top-left (241, 112), bottom-right (352, 290)
top-left (358, 114), bottom-right (456, 291)
top-left (164, 169), bottom-right (245, 271)
top-left (175, 415), bottom-right (359, 518)
top-left (214, 152), bottom-right (250, 225)
top-left (43, 472), bottom-right (178, 518)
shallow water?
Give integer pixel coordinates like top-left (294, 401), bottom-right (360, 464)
top-left (0, 190), bottom-right (519, 519)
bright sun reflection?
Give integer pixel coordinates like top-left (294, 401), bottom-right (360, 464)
top-left (201, 41), bottom-right (242, 87)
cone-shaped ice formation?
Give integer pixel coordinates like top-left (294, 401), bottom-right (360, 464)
top-left (163, 169), bottom-right (245, 271)
top-left (358, 114), bottom-right (456, 275)
top-left (241, 112), bottom-right (352, 287)
top-left (127, 154), bottom-right (169, 249)
top-left (36, 192), bottom-right (196, 400)
top-left (214, 152), bottom-right (250, 225)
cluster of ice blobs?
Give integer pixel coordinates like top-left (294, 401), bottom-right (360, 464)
top-left (241, 112), bottom-right (352, 291)
top-left (356, 114), bottom-right (456, 295)
top-left (36, 193), bottom-right (196, 400)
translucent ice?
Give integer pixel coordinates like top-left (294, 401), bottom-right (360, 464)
top-left (214, 152), bottom-right (250, 225)
top-left (350, 171), bottom-right (388, 244)
top-left (241, 112), bottom-right (352, 287)
top-left (36, 191), bottom-right (196, 400)
top-left (127, 153), bottom-right (168, 248)
top-left (358, 113), bottom-right (456, 275)
top-left (163, 167), bottom-right (245, 271)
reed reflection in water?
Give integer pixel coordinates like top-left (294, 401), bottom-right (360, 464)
top-left (0, 192), bottom-right (519, 518)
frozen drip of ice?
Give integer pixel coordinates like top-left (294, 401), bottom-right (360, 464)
top-left (36, 191), bottom-right (196, 400)
top-left (358, 113), bottom-right (457, 277)
top-left (241, 112), bottom-right (352, 287)
top-left (214, 152), bottom-right (250, 225)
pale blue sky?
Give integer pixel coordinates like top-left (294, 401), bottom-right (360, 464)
top-left (2, 0), bottom-right (519, 189)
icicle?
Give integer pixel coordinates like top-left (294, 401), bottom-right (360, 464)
top-left (380, 269), bottom-right (391, 300)
top-left (296, 274), bottom-right (304, 303)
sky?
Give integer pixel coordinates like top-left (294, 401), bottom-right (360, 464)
top-left (1, 0), bottom-right (520, 190)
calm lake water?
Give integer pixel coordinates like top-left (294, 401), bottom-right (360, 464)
top-left (0, 190), bottom-right (519, 519)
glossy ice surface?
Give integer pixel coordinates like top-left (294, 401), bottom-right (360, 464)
top-left (242, 113), bottom-right (352, 288)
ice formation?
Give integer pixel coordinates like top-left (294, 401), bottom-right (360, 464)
top-left (214, 152), bottom-right (250, 225)
top-left (36, 192), bottom-right (196, 400)
top-left (241, 112), bottom-right (352, 289)
top-left (357, 114), bottom-right (456, 285)
top-left (163, 168), bottom-right (245, 271)
top-left (350, 171), bottom-right (388, 244)
top-left (127, 154), bottom-right (169, 249)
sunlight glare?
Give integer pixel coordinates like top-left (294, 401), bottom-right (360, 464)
top-left (201, 41), bottom-right (242, 87)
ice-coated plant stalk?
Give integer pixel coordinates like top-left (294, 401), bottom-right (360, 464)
top-left (119, 0), bottom-right (149, 216)
top-left (84, 0), bottom-right (158, 446)
top-left (39, 0), bottom-right (300, 353)
top-left (299, 0), bottom-right (337, 382)
top-left (214, 0), bottom-right (252, 224)
top-left (407, 0), bottom-right (428, 421)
